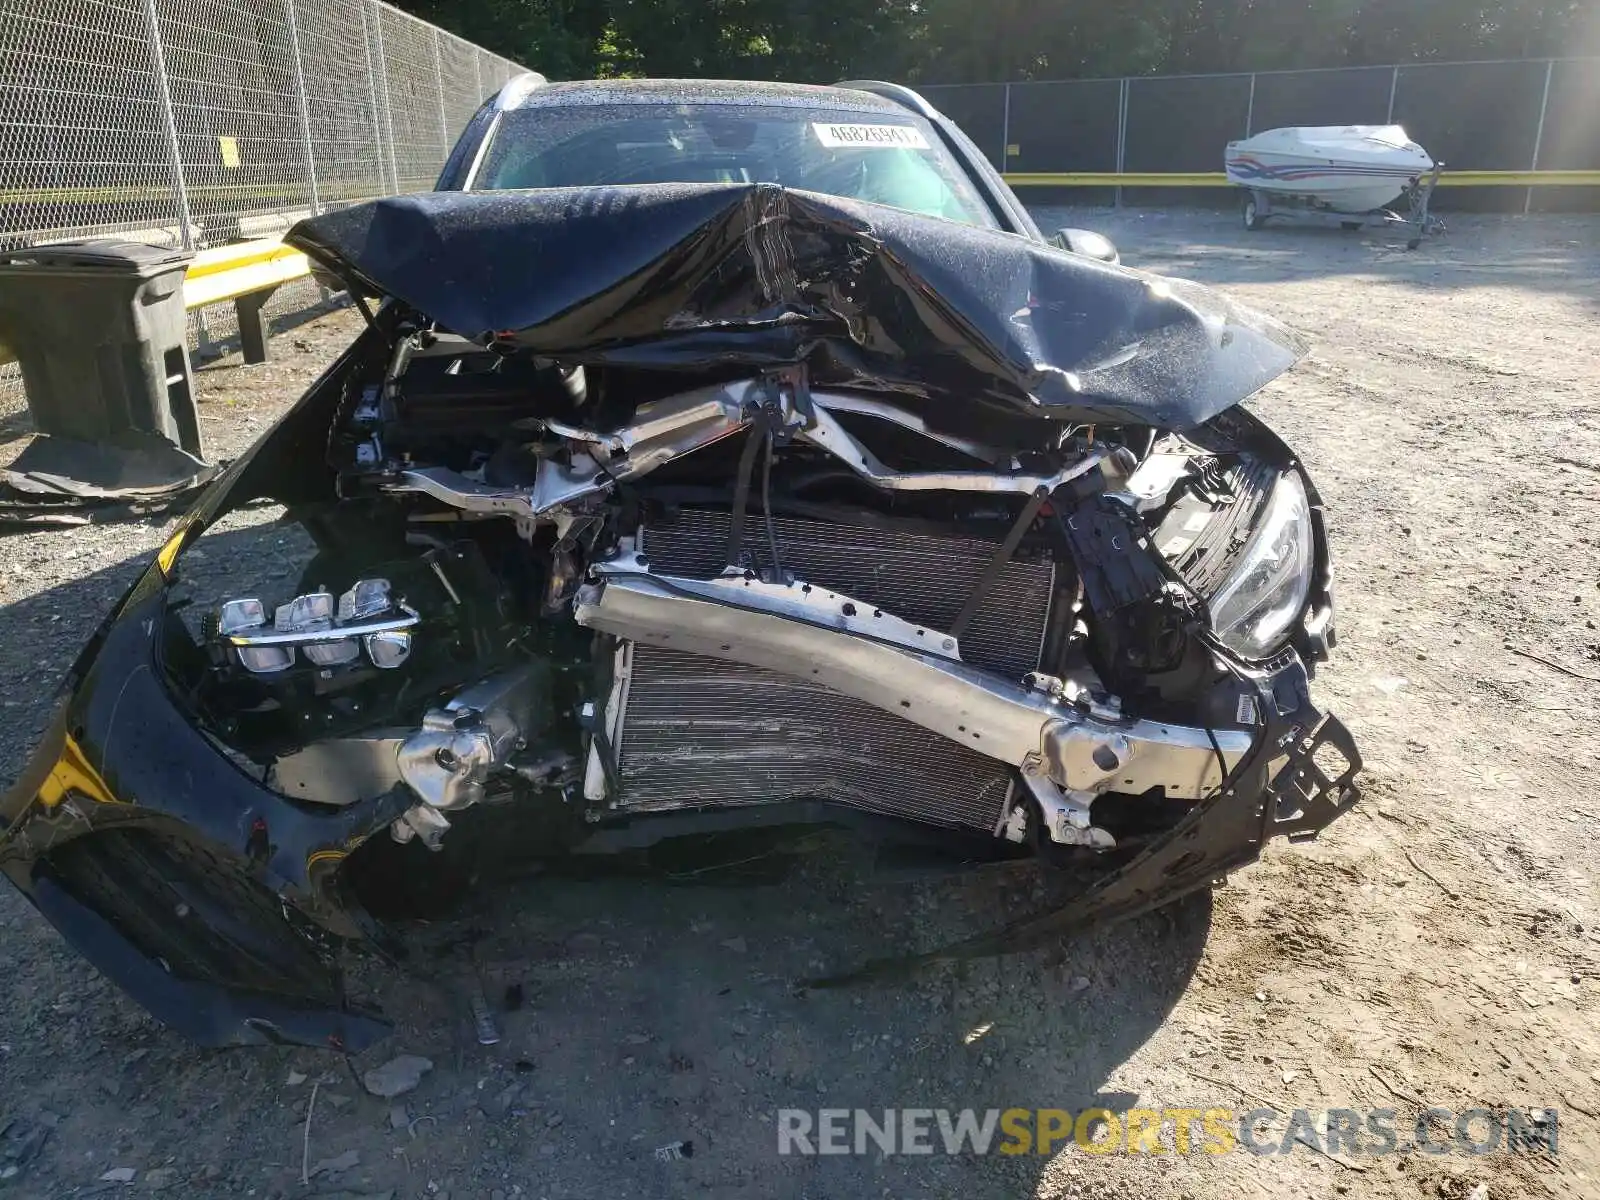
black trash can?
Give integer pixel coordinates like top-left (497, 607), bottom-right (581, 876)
top-left (0, 239), bottom-right (210, 498)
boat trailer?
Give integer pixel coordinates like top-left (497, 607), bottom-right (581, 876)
top-left (1241, 162), bottom-right (1447, 251)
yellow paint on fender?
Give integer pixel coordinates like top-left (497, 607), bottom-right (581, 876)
top-left (155, 525), bottom-right (189, 577)
top-left (37, 735), bottom-right (121, 808)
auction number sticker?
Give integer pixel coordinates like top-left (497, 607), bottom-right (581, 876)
top-left (812, 123), bottom-right (930, 150)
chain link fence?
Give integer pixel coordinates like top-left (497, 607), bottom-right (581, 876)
top-left (0, 0), bottom-right (524, 413)
top-left (922, 56), bottom-right (1600, 210)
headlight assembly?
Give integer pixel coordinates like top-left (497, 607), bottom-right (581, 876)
top-left (1207, 469), bottom-right (1314, 660)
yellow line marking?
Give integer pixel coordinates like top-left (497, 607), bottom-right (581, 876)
top-left (0, 183), bottom-right (382, 205)
top-left (1005, 170), bottom-right (1600, 187)
top-left (185, 239), bottom-right (305, 278)
top-left (1006, 172), bottom-right (1232, 187)
top-left (182, 245), bottom-right (311, 308)
top-left (1437, 170), bottom-right (1600, 186)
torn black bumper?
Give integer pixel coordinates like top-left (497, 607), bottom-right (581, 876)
top-left (0, 564), bottom-right (396, 1051)
top-left (3, 558), bottom-right (1360, 1033)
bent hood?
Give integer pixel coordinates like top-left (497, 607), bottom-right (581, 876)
top-left (287, 184), bottom-right (1305, 429)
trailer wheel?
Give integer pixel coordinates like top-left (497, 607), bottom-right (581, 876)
top-left (1243, 196), bottom-right (1266, 231)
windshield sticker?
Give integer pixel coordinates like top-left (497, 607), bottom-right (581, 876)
top-left (812, 123), bottom-right (930, 150)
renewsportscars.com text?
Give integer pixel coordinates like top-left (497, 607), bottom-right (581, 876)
top-left (776, 1106), bottom-right (1560, 1158)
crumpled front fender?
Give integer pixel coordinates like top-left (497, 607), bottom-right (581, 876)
top-left (0, 565), bottom-right (398, 1051)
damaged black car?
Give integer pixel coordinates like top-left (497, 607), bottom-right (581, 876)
top-left (0, 78), bottom-right (1360, 1049)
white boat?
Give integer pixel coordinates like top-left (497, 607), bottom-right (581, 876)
top-left (1225, 125), bottom-right (1436, 214)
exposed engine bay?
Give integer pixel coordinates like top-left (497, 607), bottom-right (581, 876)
top-left (1, 185), bottom-right (1361, 1048)
top-left (185, 317), bottom-right (1341, 868)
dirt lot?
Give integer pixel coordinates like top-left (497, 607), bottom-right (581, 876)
top-left (2, 210), bottom-right (1599, 1200)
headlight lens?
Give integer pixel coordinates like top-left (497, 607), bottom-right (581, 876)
top-left (1207, 470), bottom-right (1314, 660)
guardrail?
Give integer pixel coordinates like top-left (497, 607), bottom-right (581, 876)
top-left (0, 239), bottom-right (312, 370)
top-left (1004, 170), bottom-right (1600, 187)
top-left (184, 241), bottom-right (315, 364)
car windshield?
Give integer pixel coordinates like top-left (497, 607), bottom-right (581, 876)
top-left (471, 102), bottom-right (998, 229)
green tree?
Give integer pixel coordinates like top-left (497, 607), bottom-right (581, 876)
top-left (396, 0), bottom-right (1598, 85)
top-left (391, 0), bottom-right (609, 78)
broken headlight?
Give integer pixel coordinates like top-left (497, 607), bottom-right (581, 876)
top-left (1206, 470), bottom-right (1313, 660)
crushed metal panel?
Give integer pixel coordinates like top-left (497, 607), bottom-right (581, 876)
top-left (286, 184), bottom-right (1306, 430)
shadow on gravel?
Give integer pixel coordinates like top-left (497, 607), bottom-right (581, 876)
top-left (0, 515), bottom-right (304, 787)
top-left (0, 520), bottom-right (1211, 1197)
top-left (342, 845), bottom-right (1212, 1193)
top-left (0, 542), bottom-right (157, 788)
top-left (1031, 206), bottom-right (1600, 299)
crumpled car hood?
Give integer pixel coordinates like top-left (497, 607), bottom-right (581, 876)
top-left (287, 183), bottom-right (1305, 429)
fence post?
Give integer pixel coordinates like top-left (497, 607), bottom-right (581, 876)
top-left (1245, 73), bottom-right (1256, 137)
top-left (1000, 83), bottom-right (1011, 172)
top-left (138, 0), bottom-right (194, 249)
top-left (432, 28), bottom-right (450, 153)
top-left (1115, 78), bottom-right (1129, 208)
top-left (1385, 66), bottom-right (1399, 122)
top-left (283, 0), bottom-right (321, 216)
top-left (358, 1), bottom-right (391, 195)
top-left (1526, 58), bottom-right (1554, 215)
top-left (368, 2), bottom-right (401, 193)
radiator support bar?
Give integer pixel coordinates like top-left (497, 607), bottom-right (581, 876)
top-left (573, 549), bottom-right (1251, 816)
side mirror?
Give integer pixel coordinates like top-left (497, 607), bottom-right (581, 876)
top-left (1051, 228), bottom-right (1121, 265)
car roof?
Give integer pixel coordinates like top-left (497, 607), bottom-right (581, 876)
top-left (497, 77), bottom-right (915, 116)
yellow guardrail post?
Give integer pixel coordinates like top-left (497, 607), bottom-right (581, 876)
top-left (182, 240), bottom-right (313, 364)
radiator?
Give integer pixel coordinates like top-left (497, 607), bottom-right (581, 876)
top-left (604, 509), bottom-right (1058, 833)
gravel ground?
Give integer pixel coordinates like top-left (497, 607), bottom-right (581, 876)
top-left (2, 211), bottom-right (1599, 1199)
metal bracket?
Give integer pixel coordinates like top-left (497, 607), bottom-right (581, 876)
top-left (1268, 712), bottom-right (1363, 843)
top-left (1020, 759), bottom-right (1116, 848)
top-left (577, 555), bottom-right (1249, 800)
top-left (591, 549), bottom-right (965, 662)
top-left (950, 485), bottom-right (1051, 639)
